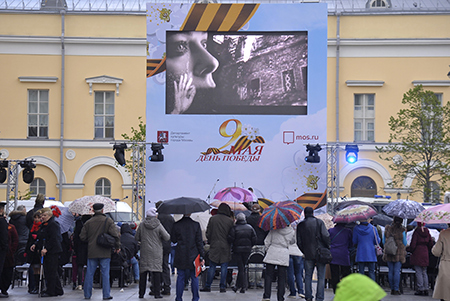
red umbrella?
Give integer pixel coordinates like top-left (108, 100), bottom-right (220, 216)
top-left (333, 204), bottom-right (377, 223)
top-left (258, 200), bottom-right (303, 231)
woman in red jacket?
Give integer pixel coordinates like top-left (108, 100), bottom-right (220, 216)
top-left (409, 222), bottom-right (434, 296)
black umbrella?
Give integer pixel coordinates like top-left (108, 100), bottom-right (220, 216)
top-left (334, 200), bottom-right (377, 212)
top-left (372, 214), bottom-right (393, 227)
top-left (157, 197), bottom-right (210, 215)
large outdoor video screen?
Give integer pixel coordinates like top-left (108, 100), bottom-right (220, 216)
top-left (166, 31), bottom-right (308, 115)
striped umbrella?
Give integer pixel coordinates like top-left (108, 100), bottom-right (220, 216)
top-left (257, 198), bottom-right (274, 210)
top-left (258, 200), bottom-right (303, 231)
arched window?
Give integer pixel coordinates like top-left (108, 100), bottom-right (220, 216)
top-left (370, 0), bottom-right (387, 7)
top-left (351, 176), bottom-right (377, 197)
top-left (30, 178), bottom-right (46, 197)
top-left (95, 178), bottom-right (111, 198)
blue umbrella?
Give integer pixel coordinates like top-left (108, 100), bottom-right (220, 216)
top-left (382, 199), bottom-right (425, 219)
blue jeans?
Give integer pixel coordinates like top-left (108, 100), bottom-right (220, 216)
top-left (205, 261), bottom-right (228, 290)
top-left (84, 258), bottom-right (111, 299)
top-left (304, 259), bottom-right (326, 301)
top-left (287, 255), bottom-right (304, 296)
top-left (387, 261), bottom-right (402, 291)
top-left (176, 269), bottom-right (199, 301)
top-left (131, 256), bottom-right (139, 281)
top-left (358, 262), bottom-right (376, 281)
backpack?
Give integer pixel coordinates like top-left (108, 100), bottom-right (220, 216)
top-left (384, 236), bottom-right (398, 255)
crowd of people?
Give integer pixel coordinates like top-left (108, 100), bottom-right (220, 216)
top-left (1, 194), bottom-right (450, 301)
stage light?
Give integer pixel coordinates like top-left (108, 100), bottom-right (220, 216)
top-left (345, 144), bottom-right (359, 164)
top-left (0, 161), bottom-right (8, 184)
top-left (149, 143), bottom-right (164, 162)
top-left (113, 143), bottom-right (128, 166)
top-left (305, 144), bottom-right (322, 163)
top-left (19, 160), bottom-right (36, 184)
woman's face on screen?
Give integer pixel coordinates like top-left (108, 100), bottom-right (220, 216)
top-left (166, 32), bottom-right (219, 89)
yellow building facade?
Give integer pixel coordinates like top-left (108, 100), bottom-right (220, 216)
top-left (0, 6), bottom-right (147, 204)
top-left (0, 0), bottom-right (449, 208)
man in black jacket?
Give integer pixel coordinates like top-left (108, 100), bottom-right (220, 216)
top-left (228, 213), bottom-right (256, 293)
top-left (297, 207), bottom-right (330, 301)
top-left (246, 204), bottom-right (267, 289)
top-left (0, 203), bottom-right (9, 298)
top-left (171, 214), bottom-right (204, 301)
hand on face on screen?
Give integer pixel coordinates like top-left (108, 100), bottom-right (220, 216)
top-left (171, 74), bottom-right (196, 114)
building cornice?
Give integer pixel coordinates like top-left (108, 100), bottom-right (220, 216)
top-left (0, 139), bottom-right (127, 148)
top-left (18, 76), bottom-right (58, 83)
top-left (412, 80), bottom-right (450, 87)
top-left (346, 80), bottom-right (385, 87)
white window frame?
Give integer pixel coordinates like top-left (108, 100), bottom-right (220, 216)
top-left (30, 178), bottom-right (46, 197)
top-left (94, 91), bottom-right (115, 139)
top-left (28, 89), bottom-right (49, 138)
top-left (354, 94), bottom-right (375, 142)
top-left (95, 178), bottom-right (111, 198)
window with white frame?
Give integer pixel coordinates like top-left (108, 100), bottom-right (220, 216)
top-left (28, 90), bottom-right (49, 138)
top-left (30, 178), bottom-right (46, 197)
top-left (94, 91), bottom-right (114, 139)
top-left (422, 93), bottom-right (443, 142)
top-left (354, 94), bottom-right (375, 142)
top-left (95, 178), bottom-right (111, 198)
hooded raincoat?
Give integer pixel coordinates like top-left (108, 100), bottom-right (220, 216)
top-left (135, 216), bottom-right (170, 272)
top-left (352, 222), bottom-right (380, 263)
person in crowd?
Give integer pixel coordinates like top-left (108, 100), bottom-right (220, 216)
top-left (297, 206), bottom-right (330, 301)
top-left (72, 214), bottom-right (90, 290)
top-left (0, 203), bottom-right (9, 296)
top-left (201, 203), bottom-right (234, 293)
top-left (333, 273), bottom-right (386, 301)
top-left (383, 216), bottom-right (407, 296)
top-left (166, 31), bottom-right (219, 114)
top-left (328, 222), bottom-right (353, 294)
top-left (228, 213), bottom-right (256, 294)
top-left (352, 219), bottom-right (380, 282)
top-left (0, 220), bottom-right (18, 297)
top-left (25, 211), bottom-right (42, 294)
top-left (246, 203), bottom-right (267, 289)
top-left (135, 208), bottom-right (170, 299)
top-left (118, 223), bottom-right (138, 287)
top-left (80, 203), bottom-right (120, 300)
top-left (432, 223), bottom-right (450, 301)
top-left (171, 213), bottom-right (204, 301)
top-left (287, 220), bottom-right (305, 299)
top-left (129, 222), bottom-right (140, 283)
top-left (26, 194), bottom-right (45, 229)
top-left (30, 207), bottom-right (63, 297)
top-left (262, 224), bottom-right (295, 301)
top-left (155, 201), bottom-right (175, 295)
top-left (409, 221), bottom-right (433, 296)
top-left (8, 205), bottom-right (28, 266)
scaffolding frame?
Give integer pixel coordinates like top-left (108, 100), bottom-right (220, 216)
top-left (327, 144), bottom-right (340, 213)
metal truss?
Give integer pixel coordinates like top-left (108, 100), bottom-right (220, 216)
top-left (327, 144), bottom-right (339, 213)
top-left (131, 143), bottom-right (145, 221)
top-left (5, 161), bottom-right (20, 215)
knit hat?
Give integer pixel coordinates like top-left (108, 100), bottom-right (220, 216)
top-left (304, 206), bottom-right (314, 217)
top-left (236, 213), bottom-right (246, 222)
top-left (146, 207), bottom-right (157, 217)
top-left (334, 273), bottom-right (386, 301)
top-left (251, 204), bottom-right (261, 213)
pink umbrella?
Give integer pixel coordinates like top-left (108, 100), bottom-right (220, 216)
top-left (213, 187), bottom-right (257, 204)
top-left (414, 203), bottom-right (450, 224)
top-left (333, 204), bottom-right (377, 223)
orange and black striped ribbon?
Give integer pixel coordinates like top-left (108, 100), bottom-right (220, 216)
top-left (147, 3), bottom-right (259, 78)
